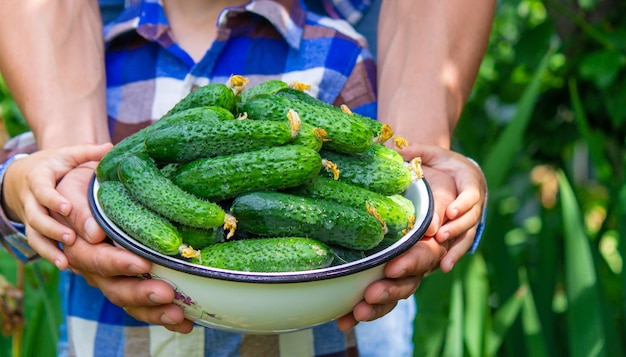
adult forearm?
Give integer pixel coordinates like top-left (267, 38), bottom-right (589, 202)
top-left (377, 0), bottom-right (495, 148)
top-left (0, 0), bottom-right (110, 149)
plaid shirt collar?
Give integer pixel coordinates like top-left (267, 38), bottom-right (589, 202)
top-left (104, 0), bottom-right (307, 49)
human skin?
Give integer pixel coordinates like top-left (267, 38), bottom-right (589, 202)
top-left (335, 0), bottom-right (495, 331)
top-left (0, 0), bottom-right (110, 148)
top-left (0, 0), bottom-right (492, 333)
top-left (1, 144), bottom-right (111, 265)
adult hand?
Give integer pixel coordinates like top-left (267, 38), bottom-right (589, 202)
top-left (53, 164), bottom-right (194, 334)
top-left (336, 235), bottom-right (449, 331)
top-left (399, 143), bottom-right (486, 272)
top-left (336, 143), bottom-right (486, 331)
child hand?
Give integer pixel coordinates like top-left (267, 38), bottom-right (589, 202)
top-left (2, 143), bottom-right (112, 268)
top-left (398, 143), bottom-right (487, 272)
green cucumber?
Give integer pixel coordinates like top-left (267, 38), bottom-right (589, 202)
top-left (96, 181), bottom-right (183, 255)
top-left (244, 105), bottom-right (324, 151)
top-left (388, 194), bottom-right (417, 222)
top-left (172, 145), bottom-right (322, 202)
top-left (242, 94), bottom-right (373, 154)
top-left (96, 106), bottom-right (234, 182)
top-left (362, 144), bottom-right (405, 164)
top-left (239, 79), bottom-right (289, 103)
top-left (292, 121), bottom-right (324, 151)
top-left (320, 149), bottom-right (413, 196)
top-left (159, 163), bottom-right (181, 179)
top-left (190, 237), bottom-right (333, 272)
top-left (118, 152), bottom-right (230, 230)
top-left (230, 191), bottom-right (386, 250)
top-left (171, 105), bottom-right (236, 121)
top-left (277, 88), bottom-right (393, 143)
top-left (287, 176), bottom-right (413, 238)
top-left (144, 118), bottom-right (298, 163)
top-left (329, 245), bottom-right (366, 266)
top-left (167, 83), bottom-right (236, 114)
top-left (178, 225), bottom-right (224, 250)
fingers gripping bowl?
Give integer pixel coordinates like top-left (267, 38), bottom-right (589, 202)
top-left (88, 175), bottom-right (433, 334)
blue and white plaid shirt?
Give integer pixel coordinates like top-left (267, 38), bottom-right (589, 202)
top-left (1, 0), bottom-right (382, 356)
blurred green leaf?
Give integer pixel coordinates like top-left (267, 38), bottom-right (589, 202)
top-left (578, 50), bottom-right (625, 89)
top-left (463, 255), bottom-right (488, 357)
top-left (568, 78), bottom-right (614, 182)
top-left (0, 98), bottom-right (29, 137)
top-left (514, 21), bottom-right (554, 66)
top-left (577, 0), bottom-right (596, 10)
top-left (483, 38), bottom-right (559, 190)
top-left (557, 170), bottom-right (606, 357)
top-left (519, 268), bottom-right (550, 357)
top-left (619, 185), bottom-right (626, 328)
top-left (0, 253), bottom-right (60, 357)
top-left (605, 27), bottom-right (626, 51)
top-left (20, 263), bottom-right (60, 357)
top-left (0, 75), bottom-right (29, 137)
top-left (413, 270), bottom-right (454, 357)
top-left (485, 285), bottom-right (526, 356)
top-left (604, 77), bottom-right (626, 127)
top-left (442, 273), bottom-right (463, 357)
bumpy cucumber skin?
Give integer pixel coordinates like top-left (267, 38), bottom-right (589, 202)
top-left (329, 245), bottom-right (366, 266)
top-left (144, 119), bottom-right (295, 163)
top-left (190, 237), bottom-right (333, 272)
top-left (362, 144), bottom-right (405, 164)
top-left (96, 106), bottom-right (234, 182)
top-left (96, 131), bottom-right (148, 182)
top-left (118, 153), bottom-right (227, 229)
top-left (167, 83), bottom-right (236, 114)
top-left (172, 145), bottom-right (322, 202)
top-left (320, 149), bottom-right (413, 196)
top-left (275, 88), bottom-right (324, 105)
top-left (288, 176), bottom-right (411, 238)
top-left (277, 88), bottom-right (386, 139)
top-left (291, 121), bottom-right (324, 152)
top-left (242, 95), bottom-right (373, 154)
top-left (388, 194), bottom-right (416, 222)
top-left (166, 105), bottom-right (236, 121)
top-left (97, 181), bottom-right (183, 255)
top-left (230, 191), bottom-right (386, 250)
top-left (240, 79), bottom-right (289, 103)
top-left (178, 225), bottom-right (224, 250)
top-left (159, 163), bottom-right (180, 179)
top-left (365, 192), bottom-right (414, 253)
top-left (240, 93), bottom-right (323, 152)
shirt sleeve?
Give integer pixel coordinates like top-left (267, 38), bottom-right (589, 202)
top-left (321, 0), bottom-right (371, 25)
top-left (0, 131), bottom-right (40, 262)
top-left (468, 205), bottom-right (487, 253)
top-left (466, 157), bottom-right (487, 254)
top-left (0, 153), bottom-right (39, 262)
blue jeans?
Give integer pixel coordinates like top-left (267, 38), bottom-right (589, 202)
top-left (354, 297), bottom-right (416, 357)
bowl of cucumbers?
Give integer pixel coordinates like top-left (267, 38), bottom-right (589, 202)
top-left (88, 79), bottom-right (434, 334)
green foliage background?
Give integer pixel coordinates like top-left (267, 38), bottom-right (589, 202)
top-left (0, 0), bottom-right (624, 356)
top-left (413, 0), bottom-right (626, 356)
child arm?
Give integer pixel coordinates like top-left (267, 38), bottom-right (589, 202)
top-left (1, 143), bottom-right (112, 268)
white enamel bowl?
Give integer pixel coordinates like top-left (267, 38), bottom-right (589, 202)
top-left (88, 176), bottom-right (433, 334)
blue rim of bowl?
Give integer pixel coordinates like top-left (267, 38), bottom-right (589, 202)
top-left (88, 174), bottom-right (433, 283)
